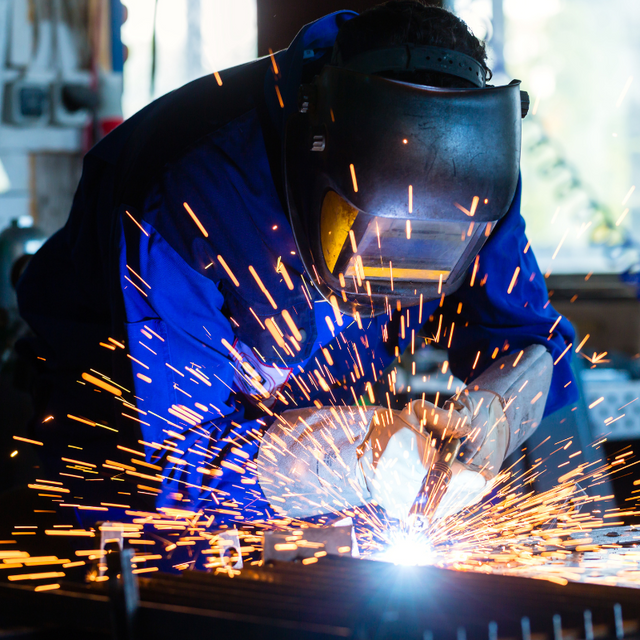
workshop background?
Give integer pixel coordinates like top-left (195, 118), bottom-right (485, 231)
top-left (1, 0), bottom-right (640, 514)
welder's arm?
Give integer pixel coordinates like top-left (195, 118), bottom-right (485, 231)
top-left (440, 178), bottom-right (576, 420)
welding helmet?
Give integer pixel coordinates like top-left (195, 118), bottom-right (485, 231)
top-left (284, 44), bottom-right (527, 315)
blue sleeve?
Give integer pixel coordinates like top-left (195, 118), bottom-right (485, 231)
top-left (120, 217), bottom-right (275, 523)
top-left (435, 178), bottom-right (578, 417)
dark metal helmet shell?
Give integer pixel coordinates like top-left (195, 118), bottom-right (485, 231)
top-left (285, 62), bottom-right (523, 316)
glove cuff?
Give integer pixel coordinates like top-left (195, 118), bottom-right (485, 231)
top-left (470, 345), bottom-right (553, 457)
top-left (456, 390), bottom-right (508, 478)
top-left (257, 407), bottom-right (375, 518)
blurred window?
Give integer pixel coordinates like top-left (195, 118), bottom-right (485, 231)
top-left (121, 0), bottom-right (257, 119)
top-left (450, 0), bottom-right (640, 275)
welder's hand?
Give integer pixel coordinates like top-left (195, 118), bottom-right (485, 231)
top-left (403, 397), bottom-right (472, 438)
top-left (429, 460), bottom-right (491, 521)
top-left (356, 403), bottom-right (470, 520)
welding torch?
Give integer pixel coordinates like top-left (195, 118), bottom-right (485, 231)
top-left (409, 435), bottom-right (461, 525)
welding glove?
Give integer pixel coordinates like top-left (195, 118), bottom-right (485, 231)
top-left (432, 344), bottom-right (554, 520)
top-left (255, 402), bottom-right (466, 520)
top-left (355, 403), bottom-right (471, 520)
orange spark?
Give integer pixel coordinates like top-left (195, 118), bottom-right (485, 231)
top-left (125, 210), bottom-right (149, 237)
top-left (275, 85), bottom-right (284, 108)
top-left (329, 295), bottom-right (343, 326)
top-left (248, 266), bottom-right (277, 309)
top-left (575, 334), bottom-right (590, 353)
top-left (281, 309), bottom-right (303, 340)
top-left (265, 318), bottom-right (286, 349)
top-left (616, 208), bottom-right (629, 226)
top-left (268, 48), bottom-right (279, 75)
top-left (126, 265), bottom-right (151, 290)
top-left (183, 202), bottom-right (209, 237)
top-left (81, 373), bottom-right (122, 396)
top-left (553, 343), bottom-right (573, 365)
top-left (217, 255), bottom-right (240, 286)
top-left (551, 231), bottom-right (568, 259)
top-left (349, 164), bottom-right (358, 192)
top-left (277, 260), bottom-right (294, 290)
top-left (507, 266), bottom-right (520, 294)
top-left (588, 397), bottom-right (604, 409)
top-left (66, 415), bottom-right (96, 427)
top-left (513, 350), bottom-right (524, 367)
top-left (549, 315), bottom-right (562, 335)
top-left (454, 196), bottom-right (479, 217)
top-left (13, 435), bottom-right (43, 446)
top-left (470, 256), bottom-right (480, 287)
top-left (616, 75), bottom-right (633, 107)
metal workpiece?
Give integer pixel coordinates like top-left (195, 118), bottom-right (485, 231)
top-left (2, 548), bottom-right (640, 640)
top-left (106, 545), bottom-right (139, 640)
top-left (263, 524), bottom-right (358, 563)
top-left (257, 406), bottom-right (375, 518)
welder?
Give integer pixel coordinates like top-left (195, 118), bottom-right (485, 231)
top-left (16, 1), bottom-right (576, 526)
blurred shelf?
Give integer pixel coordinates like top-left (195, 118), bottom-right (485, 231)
top-left (0, 125), bottom-right (82, 153)
top-left (546, 274), bottom-right (638, 301)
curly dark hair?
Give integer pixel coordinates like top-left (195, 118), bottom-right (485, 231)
top-left (333, 1), bottom-right (491, 88)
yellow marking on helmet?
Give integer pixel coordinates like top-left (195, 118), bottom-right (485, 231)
top-left (321, 191), bottom-right (359, 273)
top-left (347, 265), bottom-right (450, 282)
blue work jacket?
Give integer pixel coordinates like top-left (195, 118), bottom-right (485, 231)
top-left (16, 11), bottom-right (577, 524)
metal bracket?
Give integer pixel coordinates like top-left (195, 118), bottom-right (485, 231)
top-left (263, 524), bottom-right (358, 563)
top-left (106, 543), bottom-right (139, 640)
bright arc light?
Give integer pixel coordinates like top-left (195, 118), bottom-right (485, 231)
top-left (373, 528), bottom-right (436, 567)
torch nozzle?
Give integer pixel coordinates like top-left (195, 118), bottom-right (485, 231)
top-left (409, 437), bottom-right (461, 525)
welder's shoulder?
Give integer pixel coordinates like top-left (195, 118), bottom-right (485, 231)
top-left (89, 58), bottom-right (271, 187)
